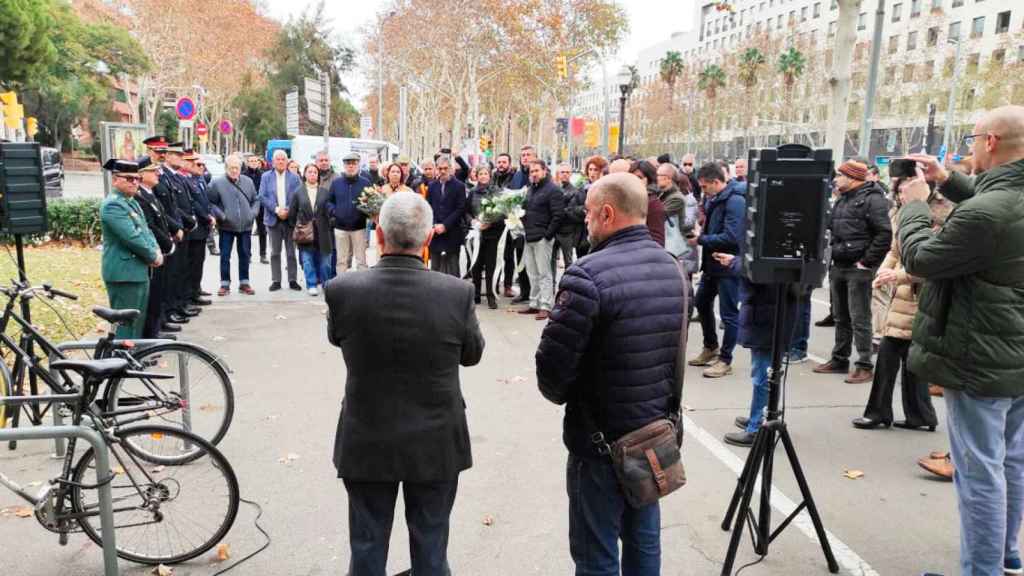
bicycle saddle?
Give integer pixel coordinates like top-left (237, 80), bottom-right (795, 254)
top-left (92, 306), bottom-right (140, 324)
top-left (50, 358), bottom-right (130, 379)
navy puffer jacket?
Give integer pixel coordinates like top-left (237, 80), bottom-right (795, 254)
top-left (699, 179), bottom-right (747, 276)
top-left (536, 225), bottom-right (688, 457)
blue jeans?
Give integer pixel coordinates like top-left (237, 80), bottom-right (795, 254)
top-left (945, 389), bottom-right (1024, 575)
top-left (298, 247), bottom-right (332, 289)
top-left (746, 349), bottom-right (772, 433)
top-left (218, 230), bottom-right (251, 287)
top-left (789, 293), bottom-right (812, 356)
top-left (696, 274), bottom-right (740, 363)
top-left (568, 454), bottom-right (660, 576)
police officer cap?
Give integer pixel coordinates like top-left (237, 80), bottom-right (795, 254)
top-left (134, 157), bottom-right (158, 172)
top-left (165, 141), bottom-right (185, 154)
top-left (142, 136), bottom-right (168, 150)
top-left (102, 158), bottom-right (140, 174)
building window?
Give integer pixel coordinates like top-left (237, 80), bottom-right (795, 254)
top-left (924, 59), bottom-right (935, 75)
top-left (993, 49), bottom-right (1006, 65)
top-left (904, 63), bottom-right (915, 81)
top-left (886, 65), bottom-right (897, 82)
top-left (859, 12), bottom-right (867, 29)
top-left (1019, 45), bottom-right (1024, 62)
top-left (814, 2), bottom-right (821, 17)
top-left (907, 30), bottom-right (918, 49)
top-left (971, 16), bottom-right (984, 38)
top-left (949, 20), bottom-right (961, 40)
top-left (927, 27), bottom-right (939, 46)
top-left (892, 3), bottom-right (902, 22)
top-left (778, 16), bottom-right (784, 29)
top-left (911, 0), bottom-right (922, 17)
top-left (951, 0), bottom-right (962, 7)
top-left (889, 35), bottom-right (899, 53)
top-left (801, 6), bottom-right (808, 21)
top-left (831, 0), bottom-right (837, 9)
top-left (828, 20), bottom-right (837, 36)
top-left (967, 53), bottom-right (980, 74)
top-left (931, 0), bottom-right (942, 10)
top-left (996, 11), bottom-right (1011, 34)
top-left (768, 17), bottom-right (773, 29)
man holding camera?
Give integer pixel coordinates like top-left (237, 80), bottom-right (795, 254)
top-left (813, 160), bottom-right (892, 384)
top-left (902, 105), bottom-right (1024, 576)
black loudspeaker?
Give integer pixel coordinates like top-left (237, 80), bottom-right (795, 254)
top-left (0, 142), bottom-right (49, 235)
top-left (743, 144), bottom-right (832, 286)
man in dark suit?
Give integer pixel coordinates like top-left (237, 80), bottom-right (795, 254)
top-left (325, 191), bottom-right (485, 576)
top-left (260, 149), bottom-right (303, 291)
top-left (135, 157), bottom-right (176, 338)
top-left (426, 155), bottom-right (467, 277)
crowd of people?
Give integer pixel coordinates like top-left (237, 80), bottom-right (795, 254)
top-left (97, 105), bottom-right (1024, 576)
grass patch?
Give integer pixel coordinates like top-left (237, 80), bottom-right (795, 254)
top-left (0, 243), bottom-right (109, 344)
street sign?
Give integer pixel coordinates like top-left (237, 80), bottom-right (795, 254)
top-left (179, 119), bottom-right (194, 129)
top-left (571, 117), bottom-right (585, 137)
top-left (175, 97), bottom-right (196, 121)
top-left (584, 121), bottom-right (600, 148)
top-left (286, 90), bottom-right (300, 137)
top-left (196, 121), bottom-right (208, 137)
top-left (218, 120), bottom-right (232, 135)
top-left (360, 115), bottom-right (373, 140)
top-left (305, 75), bottom-right (329, 126)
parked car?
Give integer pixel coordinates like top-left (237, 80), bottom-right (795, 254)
top-left (41, 147), bottom-right (64, 198)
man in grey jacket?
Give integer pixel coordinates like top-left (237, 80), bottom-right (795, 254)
top-left (207, 154), bottom-right (259, 296)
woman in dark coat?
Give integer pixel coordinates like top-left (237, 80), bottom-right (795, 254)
top-left (288, 163), bottom-right (334, 295)
top-left (467, 165), bottom-right (506, 309)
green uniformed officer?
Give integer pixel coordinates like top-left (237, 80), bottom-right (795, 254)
top-left (101, 159), bottom-right (163, 338)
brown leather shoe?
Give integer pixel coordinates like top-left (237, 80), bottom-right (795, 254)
top-left (517, 307), bottom-right (540, 315)
top-left (688, 347), bottom-right (720, 367)
top-left (845, 367), bottom-right (873, 384)
top-left (535, 310), bottom-right (550, 321)
top-left (918, 455), bottom-right (954, 480)
top-left (929, 384), bottom-right (944, 397)
top-left (217, 287), bottom-right (230, 297)
top-left (813, 360), bottom-right (849, 374)
top-left (239, 284), bottom-right (255, 295)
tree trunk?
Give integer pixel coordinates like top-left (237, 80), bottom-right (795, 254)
top-left (826, 0), bottom-right (859, 162)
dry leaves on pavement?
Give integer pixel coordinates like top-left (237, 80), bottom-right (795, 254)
top-left (843, 469), bottom-right (865, 480)
top-left (152, 565), bottom-right (173, 576)
top-left (216, 543), bottom-right (231, 562)
top-left (482, 515), bottom-right (495, 526)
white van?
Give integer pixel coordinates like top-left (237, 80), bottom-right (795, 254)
top-left (289, 136), bottom-right (400, 172)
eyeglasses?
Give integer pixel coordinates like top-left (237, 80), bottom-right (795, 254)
top-left (962, 133), bottom-right (997, 147)
top-left (683, 163), bottom-right (693, 167)
top-left (117, 175), bottom-right (141, 183)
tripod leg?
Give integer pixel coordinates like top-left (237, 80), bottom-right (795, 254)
top-left (778, 426), bottom-right (840, 573)
top-left (755, 427), bottom-right (777, 556)
top-left (721, 427), bottom-right (769, 576)
top-left (722, 427), bottom-right (761, 531)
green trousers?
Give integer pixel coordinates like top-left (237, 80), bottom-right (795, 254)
top-left (105, 281), bottom-right (149, 339)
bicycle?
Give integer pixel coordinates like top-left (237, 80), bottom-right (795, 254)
top-left (0, 281), bottom-right (234, 450)
top-left (0, 336), bottom-right (239, 565)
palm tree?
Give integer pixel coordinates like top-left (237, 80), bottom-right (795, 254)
top-left (777, 47), bottom-right (807, 140)
top-left (738, 48), bottom-right (766, 149)
top-left (698, 64), bottom-right (727, 158)
top-left (626, 64), bottom-right (640, 91)
top-left (659, 50), bottom-right (685, 110)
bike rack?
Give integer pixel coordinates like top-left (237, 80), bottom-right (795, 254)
top-left (0, 424), bottom-right (120, 576)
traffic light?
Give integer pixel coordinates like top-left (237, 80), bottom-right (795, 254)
top-left (557, 54), bottom-right (568, 79)
top-left (26, 117), bottom-right (38, 138)
top-left (1, 92), bottom-right (24, 130)
top-left (479, 134), bottom-right (491, 152)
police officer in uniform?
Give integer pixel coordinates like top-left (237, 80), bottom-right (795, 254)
top-left (100, 159), bottom-right (162, 339)
top-left (154, 142), bottom-right (196, 327)
top-left (182, 149), bottom-right (214, 306)
top-left (135, 157), bottom-right (177, 337)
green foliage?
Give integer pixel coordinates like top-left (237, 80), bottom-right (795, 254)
top-left (0, 0), bottom-right (57, 87)
top-left (234, 74), bottom-right (288, 150)
top-left (46, 198), bottom-right (103, 244)
top-left (157, 109), bottom-right (179, 141)
top-left (659, 51), bottom-right (685, 90)
top-left (699, 64), bottom-right (727, 99)
top-left (778, 47), bottom-right (807, 89)
top-left (738, 48), bottom-right (767, 90)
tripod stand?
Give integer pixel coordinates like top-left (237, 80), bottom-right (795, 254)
top-left (719, 283), bottom-right (839, 575)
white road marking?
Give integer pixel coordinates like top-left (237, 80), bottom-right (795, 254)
top-left (683, 414), bottom-right (881, 576)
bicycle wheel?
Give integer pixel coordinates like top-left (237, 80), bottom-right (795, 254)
top-left (105, 342), bottom-right (234, 448)
top-left (70, 425), bottom-right (239, 565)
top-left (0, 360), bottom-right (10, 427)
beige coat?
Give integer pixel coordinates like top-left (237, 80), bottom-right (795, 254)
top-left (880, 194), bottom-right (954, 340)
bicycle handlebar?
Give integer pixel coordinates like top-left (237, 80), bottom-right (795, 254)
top-left (0, 283), bottom-right (80, 301)
top-left (42, 284), bottom-right (78, 301)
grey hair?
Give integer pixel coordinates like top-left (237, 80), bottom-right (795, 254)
top-left (657, 162), bottom-right (678, 177)
top-left (315, 149), bottom-right (330, 160)
top-left (435, 154), bottom-right (451, 167)
top-left (225, 154), bottom-right (243, 169)
top-left (272, 149), bottom-right (288, 161)
top-left (379, 192), bottom-right (434, 252)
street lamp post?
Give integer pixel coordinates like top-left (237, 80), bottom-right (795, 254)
top-left (616, 66), bottom-right (633, 156)
top-left (942, 36), bottom-right (964, 161)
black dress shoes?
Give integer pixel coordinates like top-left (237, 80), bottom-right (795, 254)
top-left (487, 295), bottom-right (498, 309)
top-left (161, 322), bottom-right (182, 333)
top-left (191, 298), bottom-right (212, 306)
top-left (288, 281), bottom-right (302, 291)
top-left (734, 416), bottom-right (750, 430)
top-left (182, 307), bottom-right (201, 317)
top-left (167, 313), bottom-right (190, 324)
top-left (852, 417), bottom-right (892, 430)
top-left (893, 420), bottom-right (937, 432)
top-left (815, 314), bottom-right (836, 327)
top-left (198, 290), bottom-right (213, 297)
top-left (268, 282), bottom-right (281, 292)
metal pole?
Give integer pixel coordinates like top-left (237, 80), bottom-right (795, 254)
top-left (602, 63), bottom-right (610, 156)
top-left (378, 25), bottom-right (384, 142)
top-left (323, 70), bottom-right (330, 151)
top-left (942, 38), bottom-right (964, 161)
top-left (618, 93), bottom-right (627, 156)
top-left (858, 0), bottom-right (886, 158)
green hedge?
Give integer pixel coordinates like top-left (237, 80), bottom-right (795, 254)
top-left (46, 198), bottom-right (102, 244)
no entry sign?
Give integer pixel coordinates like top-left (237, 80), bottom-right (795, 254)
top-left (196, 121), bottom-right (208, 137)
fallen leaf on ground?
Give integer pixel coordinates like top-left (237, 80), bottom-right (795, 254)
top-left (682, 404), bottom-right (696, 412)
top-left (212, 336), bottom-right (226, 342)
top-left (151, 466), bottom-right (165, 474)
top-left (113, 465), bottom-right (126, 475)
top-left (482, 515), bottom-right (495, 526)
top-left (275, 314), bottom-right (288, 320)
top-left (13, 506), bottom-right (33, 518)
top-left (843, 469), bottom-right (865, 480)
top-left (216, 543), bottom-right (231, 561)
top-left (198, 404), bottom-right (220, 412)
top-left (510, 376), bottom-right (526, 384)
top-left (278, 453), bottom-right (301, 464)
top-left (152, 565), bottom-right (173, 576)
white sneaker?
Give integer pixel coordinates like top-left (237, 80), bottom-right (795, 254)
top-left (308, 287), bottom-right (319, 296)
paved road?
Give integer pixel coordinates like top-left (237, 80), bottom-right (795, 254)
top-left (0, 243), bottom-right (987, 575)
